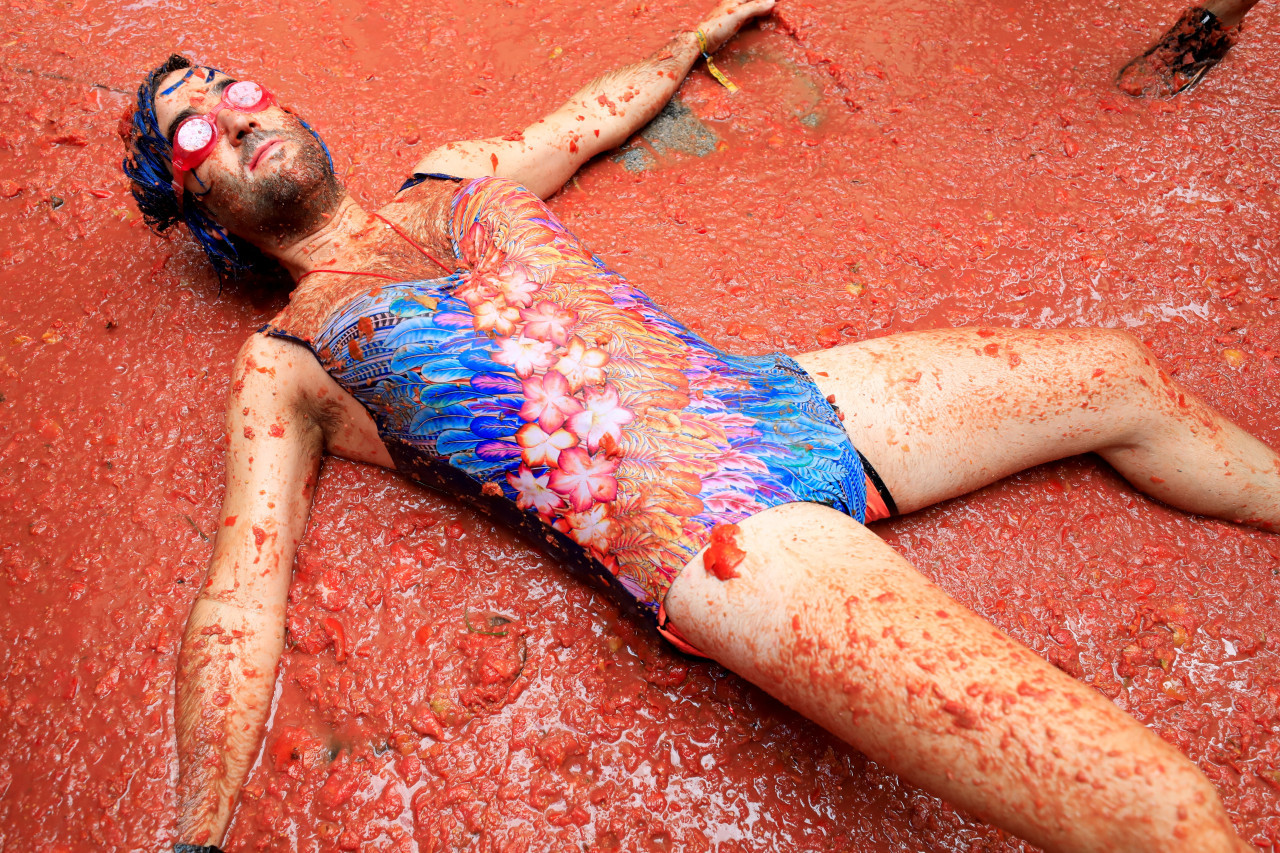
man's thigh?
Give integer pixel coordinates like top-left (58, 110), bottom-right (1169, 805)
top-left (795, 327), bottom-right (1151, 514)
top-left (661, 501), bottom-right (1230, 853)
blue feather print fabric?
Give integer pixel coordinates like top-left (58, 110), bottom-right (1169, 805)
top-left (272, 177), bottom-right (869, 637)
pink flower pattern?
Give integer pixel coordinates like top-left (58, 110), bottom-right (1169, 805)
top-left (451, 193), bottom-right (638, 573)
top-left (496, 264), bottom-right (541, 308)
top-left (561, 504), bottom-right (612, 554)
top-left (568, 385), bottom-right (633, 452)
top-left (547, 448), bottom-right (619, 512)
top-left (507, 465), bottom-right (565, 517)
top-left (516, 423), bottom-right (578, 468)
top-left (520, 300), bottom-right (578, 347)
top-left (554, 337), bottom-right (610, 391)
top-left (473, 299), bottom-right (521, 336)
top-left (520, 371), bottom-right (584, 432)
top-left (494, 337), bottom-right (555, 378)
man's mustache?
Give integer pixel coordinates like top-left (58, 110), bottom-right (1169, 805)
top-left (240, 131), bottom-right (281, 168)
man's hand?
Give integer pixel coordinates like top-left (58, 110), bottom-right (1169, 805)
top-left (694, 0), bottom-right (777, 54)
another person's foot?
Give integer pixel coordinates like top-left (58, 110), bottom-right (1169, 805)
top-left (1117, 6), bottom-right (1240, 97)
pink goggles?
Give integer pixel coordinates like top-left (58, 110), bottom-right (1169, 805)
top-left (171, 80), bottom-right (276, 198)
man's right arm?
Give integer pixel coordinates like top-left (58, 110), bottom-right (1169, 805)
top-left (410, 0), bottom-right (776, 199)
top-left (174, 335), bottom-right (327, 847)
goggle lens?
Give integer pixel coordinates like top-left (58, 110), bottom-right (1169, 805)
top-left (225, 81), bottom-right (265, 110)
top-left (175, 119), bottom-right (214, 154)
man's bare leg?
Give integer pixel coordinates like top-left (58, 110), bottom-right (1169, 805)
top-left (798, 328), bottom-right (1280, 530)
top-left (664, 503), bottom-right (1249, 852)
top-left (1117, 0), bottom-right (1262, 97)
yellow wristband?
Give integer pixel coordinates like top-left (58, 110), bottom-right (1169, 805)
top-left (695, 29), bottom-right (739, 92)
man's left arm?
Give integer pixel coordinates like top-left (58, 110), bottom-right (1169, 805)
top-left (410, 0), bottom-right (775, 199)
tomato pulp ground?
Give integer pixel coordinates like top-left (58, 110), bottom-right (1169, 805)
top-left (0, 0), bottom-right (1278, 849)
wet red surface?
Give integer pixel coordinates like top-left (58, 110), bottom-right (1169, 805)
top-left (2, 0), bottom-right (1279, 850)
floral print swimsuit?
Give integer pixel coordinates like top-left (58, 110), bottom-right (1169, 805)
top-left (265, 176), bottom-right (893, 652)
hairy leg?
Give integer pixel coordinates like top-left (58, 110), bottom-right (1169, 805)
top-left (664, 502), bottom-right (1248, 852)
top-left (797, 327), bottom-right (1280, 529)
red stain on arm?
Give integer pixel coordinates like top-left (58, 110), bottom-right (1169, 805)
top-left (942, 700), bottom-right (983, 730)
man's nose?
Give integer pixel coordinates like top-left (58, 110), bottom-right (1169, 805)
top-left (219, 108), bottom-right (261, 146)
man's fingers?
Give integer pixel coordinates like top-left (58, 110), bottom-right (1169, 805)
top-left (729, 0), bottom-right (776, 16)
top-left (699, 0), bottom-right (775, 52)
top-left (720, 0), bottom-right (774, 21)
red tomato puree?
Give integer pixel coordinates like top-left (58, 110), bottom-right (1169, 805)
top-left (0, 0), bottom-right (1277, 849)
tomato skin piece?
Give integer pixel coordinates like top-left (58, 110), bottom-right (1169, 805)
top-left (321, 617), bottom-right (348, 662)
top-left (703, 524), bottom-right (746, 580)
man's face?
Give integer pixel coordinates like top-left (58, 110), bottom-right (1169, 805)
top-left (152, 66), bottom-right (342, 245)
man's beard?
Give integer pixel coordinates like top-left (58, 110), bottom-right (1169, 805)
top-left (202, 123), bottom-right (344, 246)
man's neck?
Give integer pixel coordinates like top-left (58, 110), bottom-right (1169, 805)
top-left (266, 194), bottom-right (378, 281)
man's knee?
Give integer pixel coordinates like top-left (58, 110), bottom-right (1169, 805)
top-left (1086, 327), bottom-right (1151, 363)
top-left (1077, 328), bottom-right (1166, 392)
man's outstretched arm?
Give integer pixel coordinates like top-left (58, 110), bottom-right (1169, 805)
top-left (412, 0), bottom-right (775, 199)
top-left (175, 336), bottom-right (326, 847)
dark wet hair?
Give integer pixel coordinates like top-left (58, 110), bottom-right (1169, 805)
top-left (120, 54), bottom-right (335, 279)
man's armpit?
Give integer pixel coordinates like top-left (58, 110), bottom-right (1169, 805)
top-left (382, 181), bottom-right (461, 269)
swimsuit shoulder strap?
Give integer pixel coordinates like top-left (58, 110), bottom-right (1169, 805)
top-left (398, 172), bottom-right (463, 193)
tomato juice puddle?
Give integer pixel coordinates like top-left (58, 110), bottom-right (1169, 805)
top-left (0, 0), bottom-right (1278, 849)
